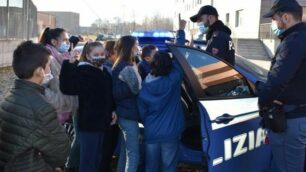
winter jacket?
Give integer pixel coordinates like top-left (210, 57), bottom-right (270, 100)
top-left (112, 61), bottom-right (140, 121)
top-left (175, 29), bottom-right (186, 46)
top-left (119, 65), bottom-right (142, 95)
top-left (205, 20), bottom-right (235, 65)
top-left (138, 60), bottom-right (185, 143)
top-left (0, 79), bottom-right (70, 172)
top-left (138, 60), bottom-right (151, 80)
top-left (60, 60), bottom-right (114, 131)
top-left (259, 23), bottom-right (306, 118)
top-left (44, 45), bottom-right (78, 124)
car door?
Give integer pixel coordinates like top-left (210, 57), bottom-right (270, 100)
top-left (168, 44), bottom-right (272, 172)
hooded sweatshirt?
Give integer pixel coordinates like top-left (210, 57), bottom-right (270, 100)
top-left (205, 20), bottom-right (235, 65)
top-left (138, 60), bottom-right (185, 144)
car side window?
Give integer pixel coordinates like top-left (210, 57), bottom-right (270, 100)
top-left (177, 47), bottom-right (252, 98)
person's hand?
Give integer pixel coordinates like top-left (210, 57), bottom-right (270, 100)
top-left (78, 35), bottom-right (85, 42)
top-left (190, 28), bottom-right (198, 36)
top-left (69, 45), bottom-right (80, 63)
top-left (70, 50), bottom-right (80, 58)
top-left (110, 112), bottom-right (118, 125)
top-left (179, 13), bottom-right (187, 30)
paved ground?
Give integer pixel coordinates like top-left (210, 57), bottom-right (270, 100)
top-left (0, 67), bottom-right (15, 103)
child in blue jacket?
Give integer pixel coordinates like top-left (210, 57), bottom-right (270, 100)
top-left (138, 51), bottom-right (185, 172)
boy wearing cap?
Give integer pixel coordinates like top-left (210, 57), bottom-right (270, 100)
top-left (258, 0), bottom-right (306, 171)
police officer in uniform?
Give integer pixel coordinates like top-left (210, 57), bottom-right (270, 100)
top-left (190, 5), bottom-right (235, 65)
top-left (259, 0), bottom-right (306, 171)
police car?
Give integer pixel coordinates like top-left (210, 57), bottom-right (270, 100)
top-left (132, 31), bottom-right (175, 51)
top-left (134, 40), bottom-right (271, 171)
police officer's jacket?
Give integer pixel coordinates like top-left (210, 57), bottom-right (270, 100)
top-left (259, 23), bottom-right (306, 118)
top-left (206, 20), bottom-right (235, 65)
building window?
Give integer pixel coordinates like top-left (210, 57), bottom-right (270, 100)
top-left (235, 10), bottom-right (243, 27)
top-left (226, 13), bottom-right (230, 24)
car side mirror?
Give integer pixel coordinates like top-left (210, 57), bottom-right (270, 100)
top-left (255, 81), bottom-right (265, 95)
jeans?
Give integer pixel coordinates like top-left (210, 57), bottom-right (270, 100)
top-left (145, 139), bottom-right (179, 172)
top-left (66, 114), bottom-right (80, 168)
top-left (269, 116), bottom-right (306, 172)
top-left (116, 118), bottom-right (140, 172)
top-left (79, 131), bottom-right (104, 172)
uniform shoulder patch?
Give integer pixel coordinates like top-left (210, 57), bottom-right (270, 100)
top-left (212, 48), bottom-right (219, 55)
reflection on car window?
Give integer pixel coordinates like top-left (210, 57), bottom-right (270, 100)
top-left (235, 56), bottom-right (268, 81)
top-left (177, 47), bottom-right (252, 98)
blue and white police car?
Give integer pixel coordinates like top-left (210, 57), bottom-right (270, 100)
top-left (165, 44), bottom-right (271, 172)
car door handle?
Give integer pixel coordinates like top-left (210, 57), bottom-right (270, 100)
top-left (212, 111), bottom-right (259, 124)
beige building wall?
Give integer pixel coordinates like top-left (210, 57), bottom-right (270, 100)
top-left (213, 0), bottom-right (262, 39)
top-left (37, 12), bottom-right (56, 34)
top-left (174, 0), bottom-right (306, 40)
top-left (174, 0), bottom-right (262, 39)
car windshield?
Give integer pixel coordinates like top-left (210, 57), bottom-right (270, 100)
top-left (235, 56), bottom-right (268, 82)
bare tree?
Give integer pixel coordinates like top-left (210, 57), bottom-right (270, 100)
top-left (140, 14), bottom-right (173, 31)
top-left (89, 14), bottom-right (174, 36)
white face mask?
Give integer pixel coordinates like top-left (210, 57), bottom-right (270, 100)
top-left (42, 72), bottom-right (54, 85)
top-left (58, 42), bottom-right (70, 53)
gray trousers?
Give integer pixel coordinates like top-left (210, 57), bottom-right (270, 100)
top-left (269, 116), bottom-right (306, 172)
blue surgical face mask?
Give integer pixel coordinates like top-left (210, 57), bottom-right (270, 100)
top-left (58, 42), bottom-right (70, 53)
top-left (271, 21), bottom-right (286, 37)
top-left (198, 22), bottom-right (209, 34)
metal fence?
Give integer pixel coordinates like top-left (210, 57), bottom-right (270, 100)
top-left (0, 0), bottom-right (37, 67)
top-left (0, 0), bottom-right (37, 40)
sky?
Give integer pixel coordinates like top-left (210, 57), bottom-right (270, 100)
top-left (32, 0), bottom-right (175, 26)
